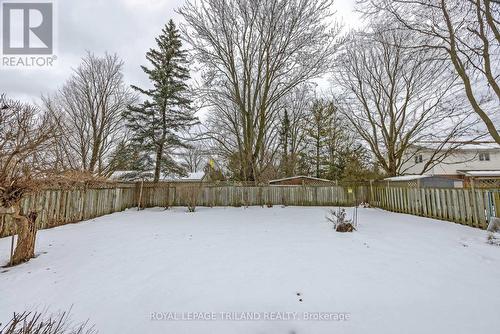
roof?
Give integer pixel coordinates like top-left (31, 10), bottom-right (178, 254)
top-left (384, 175), bottom-right (431, 182)
top-left (269, 175), bottom-right (333, 183)
top-left (458, 170), bottom-right (500, 177)
top-left (384, 174), bottom-right (465, 182)
top-left (457, 143), bottom-right (500, 150)
top-left (164, 172), bottom-right (205, 181)
top-left (110, 171), bottom-right (205, 182)
top-left (411, 141), bottom-right (500, 151)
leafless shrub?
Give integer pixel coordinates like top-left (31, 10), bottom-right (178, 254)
top-left (487, 233), bottom-right (500, 247)
top-left (0, 95), bottom-right (58, 265)
top-left (184, 184), bottom-right (204, 213)
top-left (487, 217), bottom-right (500, 233)
top-left (0, 309), bottom-right (97, 334)
top-left (327, 208), bottom-right (356, 232)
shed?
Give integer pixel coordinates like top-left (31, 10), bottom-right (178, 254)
top-left (269, 176), bottom-right (334, 186)
top-left (383, 175), bottom-right (463, 188)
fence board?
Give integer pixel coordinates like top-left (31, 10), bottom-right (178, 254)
top-left (370, 186), bottom-right (491, 229)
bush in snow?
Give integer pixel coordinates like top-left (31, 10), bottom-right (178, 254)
top-left (181, 184), bottom-right (204, 213)
top-left (487, 233), bottom-right (500, 247)
top-left (0, 309), bottom-right (97, 334)
top-left (487, 217), bottom-right (500, 232)
top-left (327, 208), bottom-right (356, 232)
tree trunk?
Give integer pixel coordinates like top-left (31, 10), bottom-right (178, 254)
top-left (316, 136), bottom-right (321, 178)
top-left (10, 206), bottom-right (37, 266)
top-left (154, 146), bottom-right (163, 183)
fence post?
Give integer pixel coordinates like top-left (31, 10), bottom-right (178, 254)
top-left (81, 185), bottom-right (87, 221)
top-left (137, 181), bottom-right (144, 210)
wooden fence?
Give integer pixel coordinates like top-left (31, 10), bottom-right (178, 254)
top-left (370, 186), bottom-right (490, 229)
top-left (1, 182), bottom-right (498, 237)
top-left (0, 184), bottom-right (366, 237)
top-left (139, 183), bottom-right (367, 208)
top-left (0, 184), bottom-right (136, 238)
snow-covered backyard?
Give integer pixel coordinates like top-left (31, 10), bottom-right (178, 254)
top-left (1, 206), bottom-right (499, 333)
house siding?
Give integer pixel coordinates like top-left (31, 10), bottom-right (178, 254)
top-left (402, 147), bottom-right (500, 176)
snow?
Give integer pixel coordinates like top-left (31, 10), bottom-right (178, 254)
top-left (168, 171), bottom-right (205, 181)
top-left (269, 175), bottom-right (332, 183)
top-left (412, 142), bottom-right (500, 151)
top-left (384, 174), bottom-right (430, 181)
top-left (1, 207), bottom-right (500, 333)
top-left (110, 170), bottom-right (205, 182)
top-left (458, 143), bottom-right (500, 151)
top-left (459, 170), bottom-right (500, 177)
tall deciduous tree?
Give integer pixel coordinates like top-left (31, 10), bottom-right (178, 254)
top-left (44, 52), bottom-right (134, 176)
top-left (125, 20), bottom-right (197, 182)
top-left (359, 0), bottom-right (500, 145)
top-left (180, 0), bottom-right (340, 182)
top-left (334, 28), bottom-right (476, 176)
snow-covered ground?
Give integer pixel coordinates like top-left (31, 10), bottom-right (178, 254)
top-left (1, 207), bottom-right (499, 333)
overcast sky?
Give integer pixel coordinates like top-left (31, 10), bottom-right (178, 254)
top-left (0, 0), bottom-right (360, 104)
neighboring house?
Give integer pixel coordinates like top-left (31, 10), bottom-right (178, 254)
top-left (269, 176), bottom-right (334, 186)
top-left (402, 142), bottom-right (500, 178)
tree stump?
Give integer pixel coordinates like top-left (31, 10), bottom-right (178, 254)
top-left (3, 205), bottom-right (38, 266)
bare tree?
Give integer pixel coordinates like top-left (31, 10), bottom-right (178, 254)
top-left (0, 95), bottom-right (56, 265)
top-left (179, 0), bottom-right (341, 182)
top-left (334, 28), bottom-right (477, 176)
top-left (45, 52), bottom-right (134, 176)
top-left (358, 0), bottom-right (500, 145)
top-left (178, 145), bottom-right (207, 173)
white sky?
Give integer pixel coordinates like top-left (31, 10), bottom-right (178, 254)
top-left (0, 0), bottom-right (361, 104)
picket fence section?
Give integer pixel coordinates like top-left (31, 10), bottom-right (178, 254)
top-left (0, 185), bottom-right (136, 238)
top-left (139, 184), bottom-right (366, 208)
top-left (0, 182), bottom-right (497, 237)
top-left (370, 186), bottom-right (489, 229)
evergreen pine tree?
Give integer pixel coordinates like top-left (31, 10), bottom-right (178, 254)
top-left (108, 140), bottom-right (153, 177)
top-left (279, 109), bottom-right (291, 177)
top-left (124, 20), bottom-right (197, 182)
top-left (307, 100), bottom-right (333, 178)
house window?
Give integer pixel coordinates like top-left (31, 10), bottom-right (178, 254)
top-left (479, 152), bottom-right (490, 161)
top-left (414, 155), bottom-right (423, 164)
